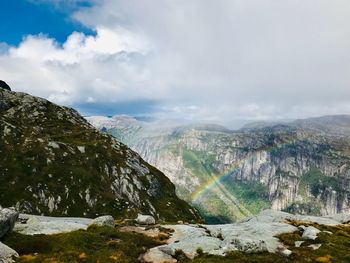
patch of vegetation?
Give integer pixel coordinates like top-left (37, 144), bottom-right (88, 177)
top-left (299, 168), bottom-right (343, 197)
top-left (284, 202), bottom-right (322, 216)
top-left (222, 178), bottom-right (271, 214)
top-left (182, 149), bottom-right (217, 182)
top-left (2, 226), bottom-right (162, 263)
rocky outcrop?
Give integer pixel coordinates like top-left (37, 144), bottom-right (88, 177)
top-left (0, 89), bottom-right (200, 222)
top-left (0, 242), bottom-right (18, 263)
top-left (0, 208), bottom-right (18, 238)
top-left (142, 209), bottom-right (348, 262)
top-left (0, 208), bottom-right (19, 263)
top-left (0, 80), bottom-right (11, 91)
top-left (14, 214), bottom-right (92, 235)
top-left (88, 115), bottom-right (350, 222)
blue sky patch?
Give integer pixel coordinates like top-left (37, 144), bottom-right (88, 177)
top-left (0, 0), bottom-right (94, 46)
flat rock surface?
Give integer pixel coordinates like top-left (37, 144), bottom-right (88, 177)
top-left (143, 209), bottom-right (348, 263)
top-left (14, 214), bottom-right (93, 235)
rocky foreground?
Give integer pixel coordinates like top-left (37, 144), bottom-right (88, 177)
top-left (1, 207), bottom-right (350, 263)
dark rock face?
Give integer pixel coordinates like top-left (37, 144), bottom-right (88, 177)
top-left (0, 81), bottom-right (11, 91)
top-left (0, 208), bottom-right (19, 238)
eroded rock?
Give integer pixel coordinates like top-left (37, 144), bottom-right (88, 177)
top-left (0, 242), bottom-right (18, 263)
top-left (90, 215), bottom-right (114, 227)
top-left (0, 208), bottom-right (19, 238)
top-left (302, 226), bottom-right (321, 240)
top-left (136, 214), bottom-right (156, 225)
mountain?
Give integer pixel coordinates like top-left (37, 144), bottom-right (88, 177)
top-left (87, 115), bottom-right (350, 223)
top-left (0, 89), bottom-right (200, 222)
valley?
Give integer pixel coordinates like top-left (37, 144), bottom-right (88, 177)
top-left (87, 115), bottom-right (350, 223)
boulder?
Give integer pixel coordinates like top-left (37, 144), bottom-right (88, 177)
top-left (302, 226), bottom-right (320, 240)
top-left (0, 242), bottom-right (18, 263)
top-left (0, 80), bottom-right (11, 91)
top-left (136, 214), bottom-right (156, 225)
top-left (0, 208), bottom-right (19, 238)
top-left (90, 215), bottom-right (115, 227)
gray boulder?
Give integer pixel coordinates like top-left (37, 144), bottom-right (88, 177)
top-left (302, 226), bottom-right (320, 240)
top-left (90, 215), bottom-right (115, 227)
top-left (0, 242), bottom-right (18, 263)
top-left (0, 208), bottom-right (19, 238)
top-left (136, 214), bottom-right (156, 225)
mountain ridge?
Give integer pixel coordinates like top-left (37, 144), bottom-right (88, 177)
top-left (0, 89), bottom-right (200, 222)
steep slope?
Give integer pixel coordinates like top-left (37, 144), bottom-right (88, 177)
top-left (0, 89), bottom-right (200, 222)
top-left (87, 115), bottom-right (350, 223)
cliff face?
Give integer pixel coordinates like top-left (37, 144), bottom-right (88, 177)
top-left (0, 90), bottom-right (200, 222)
top-left (87, 116), bottom-right (350, 222)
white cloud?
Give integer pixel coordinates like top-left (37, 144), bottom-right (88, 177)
top-left (1, 0), bottom-right (350, 124)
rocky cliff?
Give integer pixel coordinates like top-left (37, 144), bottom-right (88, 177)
top-left (87, 115), bottom-right (350, 222)
top-left (0, 90), bottom-right (200, 222)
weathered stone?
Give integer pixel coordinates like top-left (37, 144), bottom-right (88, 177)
top-left (90, 215), bottom-right (115, 227)
top-left (136, 214), bottom-right (156, 225)
top-left (308, 243), bottom-right (322, 250)
top-left (0, 242), bottom-right (18, 263)
top-left (143, 247), bottom-right (177, 263)
top-left (294, 241), bottom-right (304, 247)
top-left (302, 226), bottom-right (321, 240)
top-left (14, 214), bottom-right (92, 235)
top-left (280, 248), bottom-right (292, 257)
top-left (0, 208), bottom-right (19, 238)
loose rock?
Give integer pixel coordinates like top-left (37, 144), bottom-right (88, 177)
top-left (302, 226), bottom-right (321, 240)
top-left (90, 215), bottom-right (115, 227)
top-left (136, 214), bottom-right (156, 225)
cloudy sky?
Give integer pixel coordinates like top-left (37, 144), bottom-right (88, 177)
top-left (1, 0), bottom-right (350, 126)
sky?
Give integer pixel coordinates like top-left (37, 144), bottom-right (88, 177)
top-left (1, 0), bottom-right (350, 127)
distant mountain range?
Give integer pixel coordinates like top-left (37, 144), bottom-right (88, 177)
top-left (87, 115), bottom-right (350, 223)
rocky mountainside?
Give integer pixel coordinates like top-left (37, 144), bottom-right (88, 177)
top-left (0, 89), bottom-right (200, 222)
top-left (87, 115), bottom-right (350, 223)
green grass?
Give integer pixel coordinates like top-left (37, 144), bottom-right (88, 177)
top-left (222, 178), bottom-right (271, 214)
top-left (2, 226), bottom-right (162, 263)
top-left (299, 168), bottom-right (342, 196)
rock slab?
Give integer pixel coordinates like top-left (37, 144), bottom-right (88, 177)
top-left (0, 242), bottom-right (18, 263)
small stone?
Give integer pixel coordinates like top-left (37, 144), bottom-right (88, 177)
top-left (136, 214), bottom-right (156, 225)
top-left (281, 249), bottom-right (292, 257)
top-left (90, 215), bottom-right (115, 227)
top-left (302, 226), bottom-right (320, 240)
top-left (308, 243), bottom-right (322, 250)
top-left (323, 231), bottom-right (333, 235)
top-left (142, 247), bottom-right (177, 263)
top-left (294, 241), bottom-right (304, 247)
